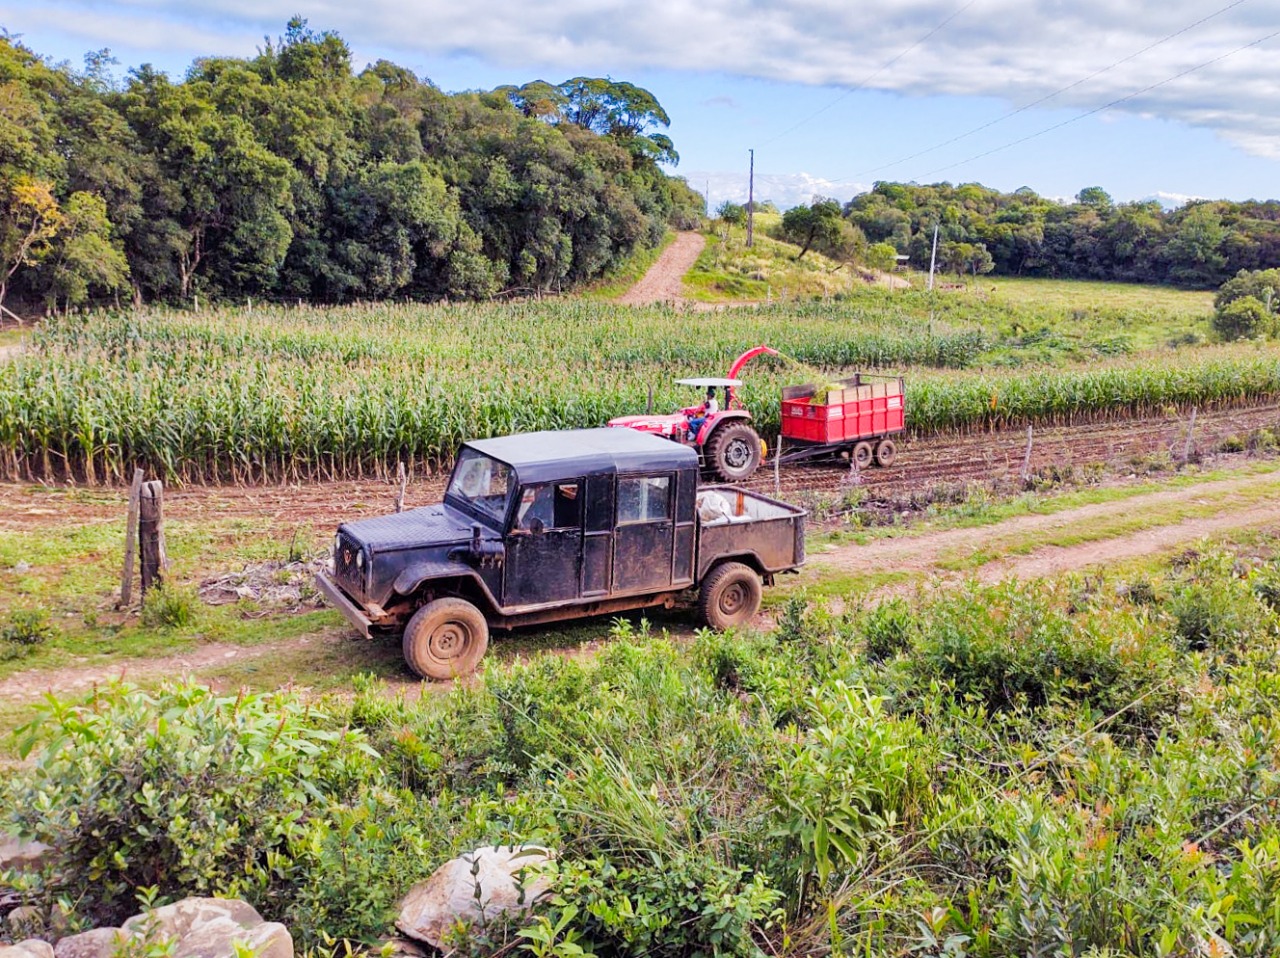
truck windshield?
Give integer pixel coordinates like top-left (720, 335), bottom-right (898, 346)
top-left (446, 449), bottom-right (514, 523)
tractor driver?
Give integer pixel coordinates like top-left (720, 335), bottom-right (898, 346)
top-left (686, 386), bottom-right (719, 441)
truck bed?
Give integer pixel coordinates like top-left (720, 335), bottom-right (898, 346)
top-left (695, 486), bottom-right (805, 581)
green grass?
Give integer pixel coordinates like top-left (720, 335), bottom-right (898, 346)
top-left (685, 216), bottom-right (855, 302)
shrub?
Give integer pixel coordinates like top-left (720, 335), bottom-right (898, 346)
top-left (3, 682), bottom-right (380, 926)
top-left (2, 606), bottom-right (58, 650)
top-left (1212, 295), bottom-right (1273, 341)
top-left (860, 598), bottom-right (914, 661)
top-left (140, 582), bottom-right (199, 629)
top-left (907, 581), bottom-right (1180, 722)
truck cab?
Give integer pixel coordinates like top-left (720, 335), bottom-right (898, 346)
top-left (317, 428), bottom-right (805, 679)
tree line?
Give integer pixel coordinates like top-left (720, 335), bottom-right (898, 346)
top-left (0, 19), bottom-right (704, 313)
top-left (765, 182), bottom-right (1279, 289)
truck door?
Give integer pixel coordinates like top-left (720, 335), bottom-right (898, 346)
top-left (504, 480), bottom-right (583, 607)
top-left (613, 474), bottom-right (674, 593)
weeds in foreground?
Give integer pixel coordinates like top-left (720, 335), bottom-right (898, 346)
top-left (3, 544), bottom-right (1280, 956)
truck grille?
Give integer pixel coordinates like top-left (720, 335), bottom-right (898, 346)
top-left (334, 532), bottom-right (363, 591)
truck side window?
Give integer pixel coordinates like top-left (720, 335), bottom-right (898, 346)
top-left (617, 476), bottom-right (670, 524)
top-left (516, 482), bottom-right (580, 531)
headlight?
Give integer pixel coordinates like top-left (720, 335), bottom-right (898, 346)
top-left (356, 551), bottom-right (364, 569)
top-left (333, 534), bottom-right (341, 554)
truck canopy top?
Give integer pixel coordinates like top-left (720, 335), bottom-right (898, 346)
top-left (467, 427), bottom-right (698, 484)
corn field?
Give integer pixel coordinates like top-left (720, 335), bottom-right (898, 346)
top-left (0, 302), bottom-right (1275, 483)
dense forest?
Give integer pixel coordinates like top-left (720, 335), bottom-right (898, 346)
top-left (843, 181), bottom-right (1280, 288)
top-left (0, 19), bottom-right (704, 312)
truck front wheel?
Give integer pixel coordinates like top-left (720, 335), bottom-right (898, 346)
top-left (403, 597), bottom-right (490, 680)
top-left (697, 561), bottom-right (762, 630)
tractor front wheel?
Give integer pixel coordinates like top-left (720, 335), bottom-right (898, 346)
top-left (707, 422), bottom-right (763, 482)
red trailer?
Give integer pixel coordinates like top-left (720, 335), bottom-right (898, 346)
top-left (780, 373), bottom-right (906, 468)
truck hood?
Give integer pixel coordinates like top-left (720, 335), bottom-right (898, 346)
top-left (339, 503), bottom-right (495, 552)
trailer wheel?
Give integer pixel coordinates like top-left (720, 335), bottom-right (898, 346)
top-left (708, 422), bottom-right (763, 482)
top-left (852, 441), bottom-right (874, 469)
top-left (403, 598), bottom-right (489, 680)
top-left (874, 439), bottom-right (897, 467)
top-left (697, 561), bottom-right (762, 630)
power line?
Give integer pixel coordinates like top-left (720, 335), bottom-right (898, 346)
top-left (913, 24), bottom-right (1280, 179)
top-left (757, 0), bottom-right (979, 148)
top-left (849, 0), bottom-right (1252, 179)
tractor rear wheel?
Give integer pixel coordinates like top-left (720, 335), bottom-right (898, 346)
top-left (874, 439), bottom-right (897, 467)
top-left (852, 441), bottom-right (874, 469)
top-left (707, 422), bottom-right (763, 482)
top-left (403, 598), bottom-right (489, 680)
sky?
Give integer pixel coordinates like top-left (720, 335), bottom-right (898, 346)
top-left (4, 0), bottom-right (1279, 211)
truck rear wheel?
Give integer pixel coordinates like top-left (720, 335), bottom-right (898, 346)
top-left (708, 422), bottom-right (762, 482)
top-left (697, 561), bottom-right (762, 630)
top-left (874, 439), bottom-right (897, 467)
top-left (852, 441), bottom-right (873, 469)
top-left (403, 598), bottom-right (489, 680)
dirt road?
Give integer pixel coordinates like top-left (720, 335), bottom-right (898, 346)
top-left (617, 232), bottom-right (705, 305)
top-left (4, 466), bottom-right (1276, 705)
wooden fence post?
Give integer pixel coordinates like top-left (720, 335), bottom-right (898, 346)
top-left (1019, 425), bottom-right (1034, 485)
top-left (1182, 408), bottom-right (1198, 465)
top-left (119, 468), bottom-right (144, 607)
top-left (139, 480), bottom-right (168, 595)
top-left (395, 461), bottom-right (407, 513)
top-left (774, 435), bottom-right (782, 497)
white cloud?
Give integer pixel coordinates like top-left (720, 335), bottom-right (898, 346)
top-left (6, 0), bottom-right (1280, 160)
top-left (683, 171), bottom-right (871, 211)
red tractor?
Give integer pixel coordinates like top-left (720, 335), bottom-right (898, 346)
top-left (607, 345), bottom-right (777, 482)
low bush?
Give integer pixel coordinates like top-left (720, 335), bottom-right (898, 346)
top-left (1, 606), bottom-right (58, 654)
top-left (139, 581), bottom-right (200, 630)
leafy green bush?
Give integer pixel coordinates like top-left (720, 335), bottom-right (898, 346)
top-left (859, 598), bottom-right (914, 661)
top-left (1, 606), bottom-right (58, 653)
top-left (907, 581), bottom-right (1180, 722)
top-left (4, 683), bottom-right (380, 926)
top-left (140, 581), bottom-right (200, 630)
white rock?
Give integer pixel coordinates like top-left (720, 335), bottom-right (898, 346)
top-left (396, 846), bottom-right (555, 948)
top-left (0, 940), bottom-right (54, 958)
top-left (53, 929), bottom-right (131, 958)
top-left (0, 836), bottom-right (51, 872)
top-left (121, 898), bottom-right (291, 958)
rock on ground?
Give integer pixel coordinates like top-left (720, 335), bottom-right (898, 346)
top-left (0, 940), bottom-right (54, 958)
top-left (120, 898), bottom-right (292, 958)
top-left (397, 846), bottom-right (555, 948)
top-left (0, 837), bottom-right (50, 873)
top-left (52, 930), bottom-right (131, 958)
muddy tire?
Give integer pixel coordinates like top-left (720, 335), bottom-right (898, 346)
top-left (852, 441), bottom-right (874, 469)
top-left (874, 439), bottom-right (897, 467)
top-left (697, 561), bottom-right (762, 630)
top-left (403, 598), bottom-right (489, 680)
top-left (708, 422), bottom-right (763, 482)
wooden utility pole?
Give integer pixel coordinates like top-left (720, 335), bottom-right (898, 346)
top-left (139, 480), bottom-right (168, 595)
top-left (746, 149), bottom-right (755, 249)
top-left (927, 224), bottom-right (940, 291)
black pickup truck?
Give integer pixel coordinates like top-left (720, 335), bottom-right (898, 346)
top-left (317, 428), bottom-right (806, 679)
